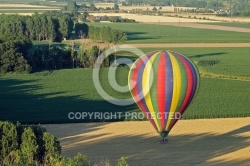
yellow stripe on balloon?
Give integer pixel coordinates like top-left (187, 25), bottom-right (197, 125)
top-left (165, 52), bottom-right (182, 130)
top-left (142, 52), bottom-right (160, 131)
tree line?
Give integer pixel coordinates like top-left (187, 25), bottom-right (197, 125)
top-left (66, 1), bottom-right (120, 12)
top-left (0, 22), bottom-right (127, 73)
top-left (0, 121), bottom-right (61, 165)
top-left (0, 121), bottom-right (129, 165)
top-left (0, 12), bottom-right (74, 42)
top-left (123, 0), bottom-right (226, 8)
top-left (0, 34), bottom-right (73, 73)
top-left (88, 25), bottom-right (127, 45)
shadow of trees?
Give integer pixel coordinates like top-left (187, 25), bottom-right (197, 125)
top-left (46, 123), bottom-right (250, 166)
top-left (0, 78), bottom-right (137, 124)
top-left (190, 52), bottom-right (227, 58)
top-left (126, 32), bottom-right (157, 41)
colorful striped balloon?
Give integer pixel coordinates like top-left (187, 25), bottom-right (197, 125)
top-left (128, 50), bottom-right (200, 141)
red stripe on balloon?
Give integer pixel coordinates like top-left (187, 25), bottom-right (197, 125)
top-left (157, 53), bottom-right (166, 130)
top-left (131, 58), bottom-right (143, 103)
top-left (169, 55), bottom-right (194, 130)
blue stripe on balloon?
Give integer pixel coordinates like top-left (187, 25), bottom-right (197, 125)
top-left (164, 52), bottom-right (173, 128)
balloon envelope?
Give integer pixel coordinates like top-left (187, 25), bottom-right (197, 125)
top-left (128, 50), bottom-right (199, 138)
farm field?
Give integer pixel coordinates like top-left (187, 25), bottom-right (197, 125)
top-left (0, 3), bottom-right (61, 13)
top-left (45, 118), bottom-right (250, 165)
top-left (0, 47), bottom-right (250, 123)
top-left (87, 22), bottom-right (250, 43)
top-left (0, 4), bottom-right (250, 164)
top-left (140, 47), bottom-right (250, 77)
top-left (90, 12), bottom-right (250, 23)
top-left (201, 22), bottom-right (250, 29)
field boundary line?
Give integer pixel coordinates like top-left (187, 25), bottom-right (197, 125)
top-left (130, 43), bottom-right (250, 48)
top-left (144, 22), bottom-right (250, 33)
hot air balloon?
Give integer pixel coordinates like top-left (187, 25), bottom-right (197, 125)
top-left (128, 50), bottom-right (199, 143)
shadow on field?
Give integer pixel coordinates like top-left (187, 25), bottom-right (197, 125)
top-left (0, 78), bottom-right (137, 124)
top-left (126, 32), bottom-right (157, 41)
top-left (47, 123), bottom-right (250, 166)
top-left (190, 52), bottom-right (227, 58)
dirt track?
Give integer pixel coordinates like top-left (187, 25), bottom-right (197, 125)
top-left (129, 43), bottom-right (250, 48)
top-left (145, 22), bottom-right (250, 33)
top-left (45, 118), bottom-right (250, 165)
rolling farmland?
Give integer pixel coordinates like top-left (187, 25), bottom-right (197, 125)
top-left (87, 22), bottom-right (250, 43)
top-left (0, 3), bottom-right (250, 165)
top-left (1, 47), bottom-right (249, 123)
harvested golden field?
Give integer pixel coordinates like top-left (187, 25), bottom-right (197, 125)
top-left (45, 118), bottom-right (250, 165)
top-left (94, 3), bottom-right (195, 12)
top-left (90, 12), bottom-right (218, 23)
top-left (0, 4), bottom-right (60, 8)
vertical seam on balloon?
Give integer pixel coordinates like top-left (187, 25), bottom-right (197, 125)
top-left (182, 57), bottom-right (200, 109)
top-left (164, 52), bottom-right (174, 130)
top-left (166, 52), bottom-right (182, 130)
top-left (169, 54), bottom-right (194, 130)
top-left (177, 54), bottom-right (199, 108)
top-left (143, 52), bottom-right (161, 131)
top-left (156, 52), bottom-right (166, 130)
top-left (166, 52), bottom-right (187, 130)
top-left (128, 52), bottom-right (158, 130)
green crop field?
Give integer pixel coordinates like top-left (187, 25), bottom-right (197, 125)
top-left (140, 47), bottom-right (250, 77)
top-left (87, 22), bottom-right (250, 43)
top-left (1, 47), bottom-right (249, 124)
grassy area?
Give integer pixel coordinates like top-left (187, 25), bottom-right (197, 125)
top-left (87, 22), bottom-right (250, 43)
top-left (183, 77), bottom-right (250, 119)
top-left (140, 47), bottom-right (250, 77)
top-left (1, 47), bottom-right (250, 123)
top-left (0, 69), bottom-right (249, 124)
top-left (0, 68), bottom-right (137, 124)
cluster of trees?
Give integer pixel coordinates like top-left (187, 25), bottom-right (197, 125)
top-left (228, 0), bottom-right (250, 16)
top-left (88, 26), bottom-right (127, 64)
top-left (123, 0), bottom-right (250, 16)
top-left (0, 121), bottom-right (61, 165)
top-left (123, 0), bottom-right (224, 8)
top-left (75, 23), bottom-right (89, 38)
top-left (129, 8), bottom-right (163, 16)
top-left (0, 12), bottom-right (73, 42)
top-left (72, 45), bottom-right (115, 68)
top-left (30, 45), bottom-right (72, 71)
top-left (65, 1), bottom-right (120, 12)
top-left (0, 34), bottom-right (73, 73)
top-left (0, 35), bottom-right (32, 74)
top-left (0, 121), bottom-right (129, 165)
top-left (93, 15), bottom-right (137, 23)
top-left (0, 21), bottom-right (127, 73)
top-left (88, 25), bottom-right (127, 45)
